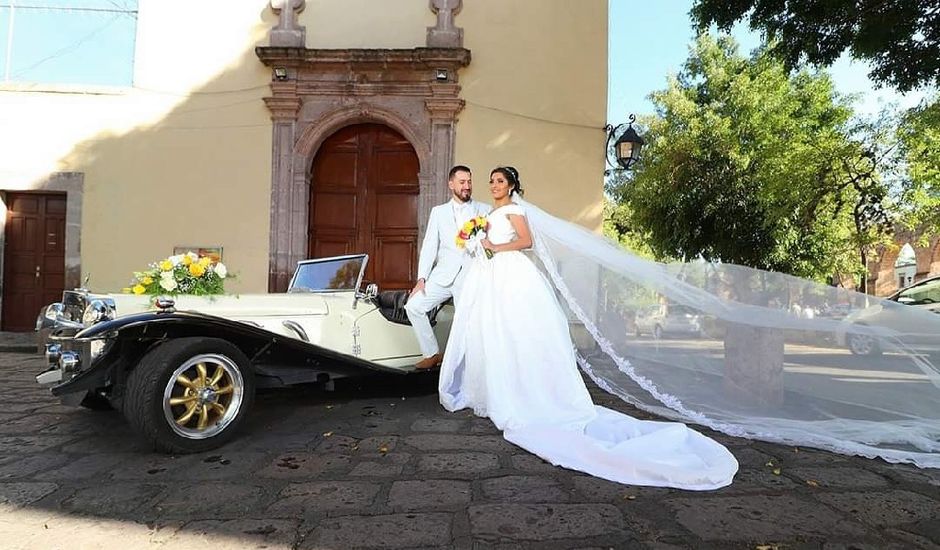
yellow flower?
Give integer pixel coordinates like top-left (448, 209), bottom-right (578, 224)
top-left (182, 255), bottom-right (193, 266)
top-left (160, 260), bottom-right (173, 271)
top-left (198, 257), bottom-right (211, 268)
top-left (462, 221), bottom-right (474, 232)
top-left (188, 263), bottom-right (206, 277)
top-left (132, 284), bottom-right (146, 295)
top-left (121, 287), bottom-right (131, 294)
top-left (140, 276), bottom-right (153, 285)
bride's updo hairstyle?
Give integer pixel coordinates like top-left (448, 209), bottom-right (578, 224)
top-left (491, 166), bottom-right (524, 197)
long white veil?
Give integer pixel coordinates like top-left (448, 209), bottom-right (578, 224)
top-left (516, 197), bottom-right (940, 468)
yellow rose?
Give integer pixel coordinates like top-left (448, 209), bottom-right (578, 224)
top-left (182, 255), bottom-right (193, 266)
top-left (160, 260), bottom-right (173, 271)
top-left (188, 263), bottom-right (206, 277)
top-left (141, 276), bottom-right (153, 285)
top-left (198, 257), bottom-right (211, 268)
top-left (462, 221), bottom-right (474, 232)
top-left (132, 284), bottom-right (146, 295)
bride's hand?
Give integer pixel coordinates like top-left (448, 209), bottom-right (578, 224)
top-left (481, 238), bottom-right (496, 253)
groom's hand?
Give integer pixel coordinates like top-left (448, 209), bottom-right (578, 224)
top-left (410, 278), bottom-right (426, 298)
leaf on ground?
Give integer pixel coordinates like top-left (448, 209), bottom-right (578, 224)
top-left (323, 431), bottom-right (333, 437)
top-left (806, 479), bottom-right (819, 487)
top-left (772, 468), bottom-right (781, 475)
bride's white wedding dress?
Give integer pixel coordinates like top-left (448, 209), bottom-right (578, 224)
top-left (438, 203), bottom-right (739, 490)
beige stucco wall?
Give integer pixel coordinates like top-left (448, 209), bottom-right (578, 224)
top-left (454, 0), bottom-right (608, 229)
top-left (0, 0), bottom-right (607, 297)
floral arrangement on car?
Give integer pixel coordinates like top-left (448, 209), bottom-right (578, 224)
top-left (123, 251), bottom-right (229, 298)
top-left (456, 215), bottom-right (493, 259)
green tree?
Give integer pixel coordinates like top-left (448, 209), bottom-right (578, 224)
top-left (615, 34), bottom-right (880, 280)
top-left (691, 0), bottom-right (940, 92)
top-left (897, 94), bottom-right (940, 229)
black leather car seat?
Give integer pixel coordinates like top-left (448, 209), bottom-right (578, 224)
top-left (376, 290), bottom-right (443, 326)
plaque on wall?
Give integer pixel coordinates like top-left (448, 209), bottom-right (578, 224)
top-left (173, 246), bottom-right (222, 263)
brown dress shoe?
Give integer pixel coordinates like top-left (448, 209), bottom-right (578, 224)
top-left (415, 353), bottom-right (444, 370)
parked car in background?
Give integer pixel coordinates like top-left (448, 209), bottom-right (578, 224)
top-left (35, 254), bottom-right (452, 453)
top-left (838, 275), bottom-right (940, 356)
top-left (634, 304), bottom-right (702, 339)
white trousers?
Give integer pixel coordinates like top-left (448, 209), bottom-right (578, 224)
top-left (405, 276), bottom-right (463, 357)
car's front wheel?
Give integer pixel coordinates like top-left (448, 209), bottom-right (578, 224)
top-left (123, 337), bottom-right (255, 454)
top-left (847, 331), bottom-right (882, 357)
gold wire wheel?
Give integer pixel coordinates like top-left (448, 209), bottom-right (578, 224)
top-left (162, 353), bottom-right (244, 440)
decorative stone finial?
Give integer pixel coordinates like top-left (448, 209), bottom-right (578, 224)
top-left (427, 0), bottom-right (463, 48)
top-left (270, 0), bottom-right (306, 47)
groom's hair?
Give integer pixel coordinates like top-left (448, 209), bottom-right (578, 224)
top-left (449, 165), bottom-right (471, 180)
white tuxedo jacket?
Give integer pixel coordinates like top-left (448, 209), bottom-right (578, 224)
top-left (417, 199), bottom-right (491, 287)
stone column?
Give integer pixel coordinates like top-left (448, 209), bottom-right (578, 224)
top-left (424, 87), bottom-right (465, 236)
top-left (264, 88), bottom-right (302, 292)
top-left (427, 0), bottom-right (463, 48)
top-left (269, 0), bottom-right (306, 47)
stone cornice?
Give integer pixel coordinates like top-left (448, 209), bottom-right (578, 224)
top-left (425, 97), bottom-right (465, 121)
top-left (255, 47), bottom-right (471, 71)
top-left (263, 96), bottom-right (302, 121)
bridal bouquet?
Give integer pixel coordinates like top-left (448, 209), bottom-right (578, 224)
top-left (124, 251), bottom-right (229, 297)
top-left (456, 216), bottom-right (493, 259)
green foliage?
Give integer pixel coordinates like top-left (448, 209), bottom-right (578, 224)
top-left (612, 34), bottom-right (889, 280)
top-left (691, 0), bottom-right (940, 92)
top-left (897, 94), bottom-right (940, 229)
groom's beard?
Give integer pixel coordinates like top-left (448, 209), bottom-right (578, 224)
top-left (453, 190), bottom-right (471, 202)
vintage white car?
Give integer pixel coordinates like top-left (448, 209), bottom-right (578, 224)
top-left (35, 254), bottom-right (452, 453)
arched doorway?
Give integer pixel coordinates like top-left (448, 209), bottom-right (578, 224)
top-left (308, 124), bottom-right (419, 290)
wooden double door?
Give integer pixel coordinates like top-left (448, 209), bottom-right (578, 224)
top-left (309, 124), bottom-right (420, 291)
top-left (2, 192), bottom-right (66, 331)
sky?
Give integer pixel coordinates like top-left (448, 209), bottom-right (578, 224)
top-left (607, 0), bottom-right (930, 125)
top-left (0, 0), bottom-right (137, 86)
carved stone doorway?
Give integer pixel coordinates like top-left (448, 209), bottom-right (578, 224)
top-left (257, 48), bottom-right (471, 292)
top-left (309, 124), bottom-right (419, 291)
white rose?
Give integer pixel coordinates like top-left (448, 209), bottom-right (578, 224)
top-left (160, 270), bottom-right (174, 280)
top-left (187, 252), bottom-right (198, 261)
top-left (170, 255), bottom-right (183, 266)
top-left (159, 278), bottom-right (178, 291)
top-left (213, 262), bottom-right (227, 279)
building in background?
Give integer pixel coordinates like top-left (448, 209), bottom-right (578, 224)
top-left (0, 0), bottom-right (607, 330)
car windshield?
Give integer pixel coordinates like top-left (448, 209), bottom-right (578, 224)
top-left (289, 255), bottom-right (366, 292)
top-left (897, 278), bottom-right (940, 305)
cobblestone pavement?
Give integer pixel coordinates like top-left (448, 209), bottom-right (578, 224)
top-left (1, 351), bottom-right (939, 549)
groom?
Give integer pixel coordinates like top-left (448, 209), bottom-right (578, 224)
top-left (406, 165), bottom-right (490, 369)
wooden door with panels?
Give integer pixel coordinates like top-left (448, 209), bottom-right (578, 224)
top-left (2, 192), bottom-right (66, 331)
top-left (308, 124), bottom-right (420, 291)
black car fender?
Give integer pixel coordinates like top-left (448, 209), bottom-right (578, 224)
top-left (50, 310), bottom-right (405, 398)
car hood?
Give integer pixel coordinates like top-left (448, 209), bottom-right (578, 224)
top-left (111, 293), bottom-right (331, 318)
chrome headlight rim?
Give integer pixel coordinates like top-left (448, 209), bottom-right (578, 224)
top-left (82, 299), bottom-right (115, 326)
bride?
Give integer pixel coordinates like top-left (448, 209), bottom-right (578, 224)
top-left (438, 166), bottom-right (740, 490)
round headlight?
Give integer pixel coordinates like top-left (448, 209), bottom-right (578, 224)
top-left (82, 299), bottom-right (114, 325)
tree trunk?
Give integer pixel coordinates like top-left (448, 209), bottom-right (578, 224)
top-left (723, 323), bottom-right (785, 408)
top-left (721, 269), bottom-right (785, 408)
